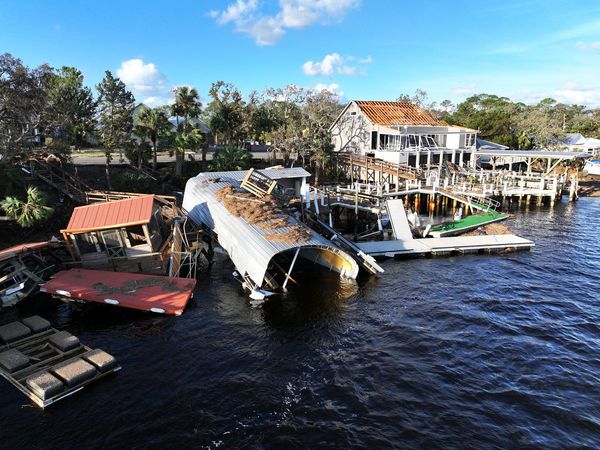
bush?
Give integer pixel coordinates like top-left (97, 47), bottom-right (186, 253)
top-left (112, 172), bottom-right (153, 193)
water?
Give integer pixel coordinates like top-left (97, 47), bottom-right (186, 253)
top-left (1, 199), bottom-right (599, 448)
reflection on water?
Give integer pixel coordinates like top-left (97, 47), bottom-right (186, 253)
top-left (0, 199), bottom-right (599, 448)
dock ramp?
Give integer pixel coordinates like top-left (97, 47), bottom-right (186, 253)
top-left (386, 199), bottom-right (413, 240)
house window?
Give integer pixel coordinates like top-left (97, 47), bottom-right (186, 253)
top-left (350, 111), bottom-right (357, 116)
top-left (464, 133), bottom-right (475, 147)
top-left (371, 131), bottom-right (378, 150)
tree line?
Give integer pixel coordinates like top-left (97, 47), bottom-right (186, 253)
top-left (398, 89), bottom-right (600, 149)
top-left (0, 53), bottom-right (342, 186)
top-left (2, 51), bottom-right (600, 186)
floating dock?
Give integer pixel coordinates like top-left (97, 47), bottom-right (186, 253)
top-left (0, 316), bottom-right (120, 408)
top-left (357, 234), bottom-right (534, 258)
top-left (41, 268), bottom-right (196, 315)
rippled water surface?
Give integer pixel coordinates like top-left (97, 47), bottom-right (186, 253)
top-left (1, 199), bottom-right (599, 448)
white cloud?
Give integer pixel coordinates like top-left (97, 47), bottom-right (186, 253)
top-left (452, 86), bottom-right (476, 96)
top-left (210, 0), bottom-right (360, 45)
top-left (576, 40), bottom-right (600, 51)
top-left (554, 82), bottom-right (600, 106)
top-left (117, 59), bottom-right (169, 103)
top-left (313, 82), bottom-right (343, 97)
top-left (303, 52), bottom-right (371, 76)
top-left (509, 82), bottom-right (600, 107)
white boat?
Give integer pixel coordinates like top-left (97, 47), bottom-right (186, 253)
top-left (583, 159), bottom-right (600, 175)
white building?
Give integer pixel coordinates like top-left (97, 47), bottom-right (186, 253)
top-left (329, 101), bottom-right (479, 168)
top-left (562, 133), bottom-right (600, 155)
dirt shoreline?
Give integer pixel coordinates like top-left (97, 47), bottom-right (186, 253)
top-left (578, 175), bottom-right (600, 197)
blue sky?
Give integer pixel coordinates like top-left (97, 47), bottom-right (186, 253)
top-left (2, 0), bottom-right (600, 107)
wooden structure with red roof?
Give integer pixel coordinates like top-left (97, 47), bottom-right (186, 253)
top-left (61, 195), bottom-right (172, 275)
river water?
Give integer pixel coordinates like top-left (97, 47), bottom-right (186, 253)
top-left (1, 198), bottom-right (599, 449)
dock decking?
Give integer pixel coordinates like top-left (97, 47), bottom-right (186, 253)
top-left (357, 234), bottom-right (534, 258)
top-left (41, 269), bottom-right (196, 315)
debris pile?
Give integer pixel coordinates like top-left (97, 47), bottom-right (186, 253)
top-left (464, 222), bottom-right (513, 236)
top-left (215, 185), bottom-right (311, 243)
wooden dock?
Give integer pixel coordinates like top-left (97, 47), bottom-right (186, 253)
top-left (357, 234), bottom-right (534, 258)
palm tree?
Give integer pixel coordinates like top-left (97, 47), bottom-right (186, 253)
top-left (209, 147), bottom-right (251, 171)
top-left (172, 87), bottom-right (202, 176)
top-left (1, 186), bottom-right (53, 228)
top-left (135, 108), bottom-right (172, 170)
top-left (174, 125), bottom-right (203, 176)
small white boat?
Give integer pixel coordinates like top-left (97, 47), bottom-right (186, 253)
top-left (583, 160), bottom-right (600, 175)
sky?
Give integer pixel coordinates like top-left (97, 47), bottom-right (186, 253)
top-left (1, 0), bottom-right (600, 108)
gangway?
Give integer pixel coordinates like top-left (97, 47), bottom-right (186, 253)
top-left (385, 199), bottom-right (413, 240)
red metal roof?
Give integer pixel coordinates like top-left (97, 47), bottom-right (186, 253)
top-left (41, 268), bottom-right (196, 315)
top-left (62, 195), bottom-right (155, 234)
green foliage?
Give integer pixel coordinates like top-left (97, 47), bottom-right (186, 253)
top-left (0, 53), bottom-right (52, 163)
top-left (112, 172), bottom-right (153, 193)
top-left (172, 87), bottom-right (202, 126)
top-left (206, 81), bottom-right (246, 145)
top-left (44, 66), bottom-right (96, 147)
top-left (171, 87), bottom-right (202, 175)
top-left (1, 186), bottom-right (53, 228)
top-left (209, 147), bottom-right (251, 171)
top-left (447, 94), bottom-right (524, 147)
top-left (134, 107), bottom-right (172, 169)
top-left (96, 70), bottom-right (135, 157)
top-left (124, 139), bottom-right (152, 168)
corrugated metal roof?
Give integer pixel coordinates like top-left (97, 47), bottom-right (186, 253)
top-left (62, 195), bottom-right (155, 234)
top-left (355, 101), bottom-right (443, 126)
top-left (182, 173), bottom-right (358, 287)
top-left (476, 150), bottom-right (591, 158)
top-left (42, 268), bottom-right (195, 315)
top-left (193, 167), bottom-right (310, 182)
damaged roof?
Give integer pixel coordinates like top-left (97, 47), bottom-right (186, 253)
top-left (355, 101), bottom-right (444, 126)
top-left (62, 195), bottom-right (155, 234)
top-left (182, 173), bottom-right (358, 287)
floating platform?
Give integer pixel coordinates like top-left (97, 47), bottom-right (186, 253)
top-left (357, 234), bottom-right (534, 258)
top-left (0, 316), bottom-right (120, 408)
top-left (41, 269), bottom-right (196, 315)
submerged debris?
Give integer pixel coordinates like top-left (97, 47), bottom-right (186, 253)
top-left (92, 277), bottom-right (183, 295)
top-left (463, 222), bottom-right (513, 236)
top-left (215, 185), bottom-right (311, 243)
